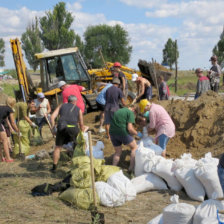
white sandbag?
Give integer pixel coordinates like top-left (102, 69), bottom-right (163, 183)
top-left (95, 181), bottom-right (125, 207)
top-left (199, 152), bottom-right (219, 166)
top-left (86, 141), bottom-right (104, 159)
top-left (194, 162), bottom-right (223, 199)
top-left (144, 154), bottom-right (161, 173)
top-left (200, 217), bottom-right (218, 224)
top-left (193, 193), bottom-right (224, 224)
top-left (151, 158), bottom-right (182, 192)
top-left (131, 173), bottom-right (168, 194)
top-left (140, 136), bottom-right (163, 155)
top-left (163, 194), bottom-right (196, 224)
top-left (135, 141), bottom-right (156, 176)
top-left (107, 170), bottom-right (136, 201)
top-left (175, 167), bottom-right (205, 201)
top-left (147, 214), bottom-right (163, 224)
top-left (172, 153), bottom-right (197, 171)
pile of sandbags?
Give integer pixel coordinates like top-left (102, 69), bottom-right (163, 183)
top-left (148, 194), bottom-right (224, 224)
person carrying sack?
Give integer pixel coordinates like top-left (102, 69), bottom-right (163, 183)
top-left (50, 95), bottom-right (85, 172)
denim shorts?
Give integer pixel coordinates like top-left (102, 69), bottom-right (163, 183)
top-left (218, 164), bottom-right (224, 194)
top-left (158, 134), bottom-right (170, 150)
top-left (110, 134), bottom-right (134, 147)
top-left (104, 111), bottom-right (115, 125)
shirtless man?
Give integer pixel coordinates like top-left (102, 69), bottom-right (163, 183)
top-left (131, 73), bottom-right (152, 104)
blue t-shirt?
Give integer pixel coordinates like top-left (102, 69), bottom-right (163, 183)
top-left (96, 83), bottom-right (113, 105)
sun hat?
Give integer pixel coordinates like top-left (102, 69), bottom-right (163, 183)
top-left (112, 78), bottom-right (121, 85)
top-left (58, 80), bottom-right (66, 88)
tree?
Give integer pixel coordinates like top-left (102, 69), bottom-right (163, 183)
top-left (39, 2), bottom-right (75, 50)
top-left (0, 38), bottom-right (5, 67)
top-left (83, 24), bottom-right (132, 68)
top-left (162, 38), bottom-right (179, 70)
top-left (74, 34), bottom-right (85, 55)
top-left (213, 27), bottom-right (224, 68)
top-left (21, 17), bottom-right (43, 71)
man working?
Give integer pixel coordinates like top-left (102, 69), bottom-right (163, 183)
top-left (50, 95), bottom-right (84, 172)
top-left (95, 82), bottom-right (113, 133)
top-left (131, 73), bottom-right (152, 104)
top-left (158, 75), bottom-right (169, 100)
top-left (112, 62), bottom-right (128, 98)
top-left (208, 55), bottom-right (222, 92)
top-left (104, 78), bottom-right (126, 138)
top-left (194, 68), bottom-right (210, 99)
top-left (58, 81), bottom-right (86, 114)
top-left (109, 106), bottom-right (139, 172)
top-left (33, 92), bottom-right (51, 137)
top-left (139, 99), bottom-right (175, 157)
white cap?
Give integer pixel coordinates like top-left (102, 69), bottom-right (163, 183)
top-left (132, 73), bottom-right (138, 81)
top-left (37, 92), bottom-right (45, 98)
top-left (58, 80), bottom-right (66, 88)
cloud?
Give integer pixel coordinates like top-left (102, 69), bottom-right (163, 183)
top-left (120, 0), bottom-right (167, 9)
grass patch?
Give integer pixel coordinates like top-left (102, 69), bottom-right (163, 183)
top-left (0, 83), bottom-right (19, 97)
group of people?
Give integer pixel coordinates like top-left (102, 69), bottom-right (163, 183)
top-left (195, 55), bottom-right (222, 99)
top-left (0, 61), bottom-right (175, 174)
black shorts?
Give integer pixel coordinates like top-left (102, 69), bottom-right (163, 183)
top-left (96, 102), bottom-right (105, 111)
top-left (55, 127), bottom-right (79, 147)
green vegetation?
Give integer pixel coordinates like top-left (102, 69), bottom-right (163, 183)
top-left (0, 83), bottom-right (19, 97)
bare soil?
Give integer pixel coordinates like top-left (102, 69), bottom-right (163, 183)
top-left (0, 90), bottom-right (224, 223)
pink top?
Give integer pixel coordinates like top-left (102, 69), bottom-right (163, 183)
top-left (148, 103), bottom-right (175, 139)
top-left (62, 84), bottom-right (85, 113)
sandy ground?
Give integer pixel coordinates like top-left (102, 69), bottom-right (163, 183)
top-left (0, 90), bottom-right (224, 223)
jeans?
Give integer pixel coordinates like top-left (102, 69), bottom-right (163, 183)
top-left (36, 115), bottom-right (51, 137)
top-left (158, 134), bottom-right (170, 150)
top-left (218, 164), bottom-right (224, 194)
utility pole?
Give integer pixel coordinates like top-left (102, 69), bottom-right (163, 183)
top-left (174, 40), bottom-right (178, 93)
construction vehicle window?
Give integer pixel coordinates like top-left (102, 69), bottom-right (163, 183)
top-left (61, 54), bottom-right (89, 81)
top-left (46, 57), bottom-right (64, 84)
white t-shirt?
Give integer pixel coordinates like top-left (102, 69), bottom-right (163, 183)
top-left (34, 98), bottom-right (49, 118)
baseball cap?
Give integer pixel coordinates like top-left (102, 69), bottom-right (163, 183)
top-left (58, 80), bottom-right (66, 88)
top-left (132, 73), bottom-right (138, 81)
top-left (37, 92), bottom-right (45, 99)
top-left (112, 78), bottom-right (120, 84)
top-left (139, 99), bottom-right (150, 113)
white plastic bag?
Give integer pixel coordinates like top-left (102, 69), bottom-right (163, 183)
top-left (193, 193), bottom-right (224, 224)
top-left (147, 214), bottom-right (163, 224)
top-left (95, 181), bottom-right (125, 207)
top-left (107, 170), bottom-right (136, 201)
top-left (86, 141), bottom-right (104, 159)
top-left (131, 173), bottom-right (167, 194)
top-left (163, 194), bottom-right (196, 224)
top-left (135, 141), bottom-right (155, 176)
top-left (175, 167), bottom-right (205, 201)
top-left (194, 161), bottom-right (223, 199)
top-left (151, 158), bottom-right (182, 192)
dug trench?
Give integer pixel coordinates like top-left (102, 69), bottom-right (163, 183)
top-left (0, 90), bottom-right (223, 223)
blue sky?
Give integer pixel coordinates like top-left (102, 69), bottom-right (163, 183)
top-left (0, 0), bottom-right (223, 71)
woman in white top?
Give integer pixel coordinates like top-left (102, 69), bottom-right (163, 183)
top-left (34, 93), bottom-right (51, 137)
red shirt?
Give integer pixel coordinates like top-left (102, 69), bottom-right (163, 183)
top-left (62, 84), bottom-right (85, 113)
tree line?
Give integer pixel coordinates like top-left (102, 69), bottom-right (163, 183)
top-left (0, 1), bottom-right (223, 71)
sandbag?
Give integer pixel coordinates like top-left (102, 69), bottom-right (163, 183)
top-left (175, 167), bottom-right (205, 201)
top-left (194, 161), bottom-right (223, 199)
top-left (107, 170), bottom-right (136, 201)
top-left (172, 153), bottom-right (197, 171)
top-left (13, 120), bottom-right (31, 156)
top-left (95, 181), bottom-right (125, 207)
top-left (147, 214), bottom-right (163, 224)
top-left (131, 173), bottom-right (168, 194)
top-left (30, 127), bottom-right (43, 146)
top-left (151, 158), bottom-right (182, 192)
top-left (200, 217), bottom-right (218, 224)
top-left (193, 195), bottom-right (224, 224)
top-left (96, 165), bottom-right (120, 182)
top-left (135, 141), bottom-right (156, 176)
top-left (163, 194), bottom-right (195, 224)
top-left (59, 187), bottom-right (99, 210)
top-left (86, 141), bottom-right (104, 159)
top-left (199, 152), bottom-right (219, 166)
top-left (70, 163), bottom-right (91, 188)
top-left (73, 131), bottom-right (86, 157)
top-left (144, 154), bottom-right (161, 173)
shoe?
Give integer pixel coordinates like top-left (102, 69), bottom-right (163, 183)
top-left (5, 159), bottom-right (14, 163)
top-left (1, 157), bottom-right (6, 162)
top-left (99, 128), bottom-right (105, 133)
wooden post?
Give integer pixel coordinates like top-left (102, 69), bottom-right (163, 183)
top-left (152, 58), bottom-right (160, 100)
top-left (88, 131), bottom-right (97, 207)
top-left (174, 40), bottom-right (178, 93)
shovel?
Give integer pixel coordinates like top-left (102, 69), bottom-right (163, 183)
top-left (44, 114), bottom-right (55, 138)
top-left (88, 131), bottom-right (105, 224)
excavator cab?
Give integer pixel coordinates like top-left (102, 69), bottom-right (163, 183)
top-left (35, 48), bottom-right (91, 93)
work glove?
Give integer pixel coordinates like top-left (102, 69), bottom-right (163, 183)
top-left (31, 122), bottom-right (37, 128)
top-left (137, 132), bottom-right (143, 138)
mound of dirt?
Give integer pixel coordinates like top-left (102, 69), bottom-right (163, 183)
top-left (160, 90), bottom-right (224, 159)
